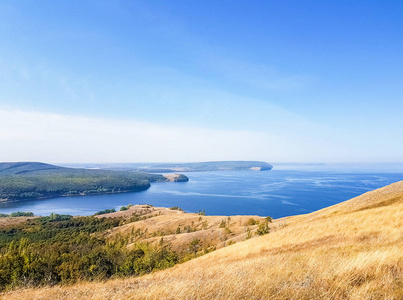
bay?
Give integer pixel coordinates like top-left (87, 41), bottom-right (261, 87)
top-left (1, 164), bottom-right (403, 218)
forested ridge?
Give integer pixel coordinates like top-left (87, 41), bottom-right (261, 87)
top-left (144, 161), bottom-right (274, 171)
top-left (0, 162), bottom-right (186, 201)
top-left (66, 161), bottom-right (274, 172)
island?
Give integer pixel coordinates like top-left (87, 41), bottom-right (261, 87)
top-left (0, 162), bottom-right (188, 202)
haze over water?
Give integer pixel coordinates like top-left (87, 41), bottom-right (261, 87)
top-left (1, 164), bottom-right (402, 218)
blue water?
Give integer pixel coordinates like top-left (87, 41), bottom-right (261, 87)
top-left (1, 166), bottom-right (403, 218)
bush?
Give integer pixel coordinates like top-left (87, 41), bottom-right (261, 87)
top-left (169, 206), bottom-right (183, 211)
top-left (120, 204), bottom-right (133, 211)
top-left (246, 227), bottom-right (252, 239)
top-left (184, 225), bottom-right (195, 233)
top-left (245, 218), bottom-right (259, 226)
top-left (94, 208), bottom-right (116, 215)
top-left (40, 213), bottom-right (72, 222)
top-left (256, 223), bottom-right (270, 236)
top-left (9, 212), bottom-right (34, 217)
top-left (189, 238), bottom-right (201, 255)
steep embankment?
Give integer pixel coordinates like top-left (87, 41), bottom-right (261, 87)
top-left (3, 181), bottom-right (403, 299)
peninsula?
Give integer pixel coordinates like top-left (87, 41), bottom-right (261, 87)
top-left (0, 162), bottom-right (188, 202)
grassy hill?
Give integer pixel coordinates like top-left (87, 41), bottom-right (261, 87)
top-left (98, 205), bottom-right (268, 252)
top-left (0, 204), bottom-right (268, 293)
top-left (3, 180), bottom-right (402, 299)
top-left (0, 162), bottom-right (188, 201)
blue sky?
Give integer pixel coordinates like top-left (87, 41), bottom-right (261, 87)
top-left (0, 1), bottom-right (402, 163)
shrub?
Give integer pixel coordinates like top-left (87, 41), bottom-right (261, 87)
top-left (184, 225), bottom-right (195, 233)
top-left (94, 208), bottom-right (116, 215)
top-left (169, 206), bottom-right (183, 211)
top-left (40, 213), bottom-right (72, 222)
top-left (120, 204), bottom-right (133, 211)
top-left (245, 218), bottom-right (259, 226)
top-left (203, 245), bottom-right (216, 254)
top-left (246, 227), bottom-right (252, 239)
top-left (9, 212), bottom-right (34, 217)
top-left (256, 223), bottom-right (270, 236)
top-left (189, 238), bottom-right (201, 255)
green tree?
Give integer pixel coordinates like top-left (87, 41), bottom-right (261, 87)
top-left (256, 223), bottom-right (270, 236)
top-left (246, 227), bottom-right (252, 239)
top-left (189, 238), bottom-right (201, 255)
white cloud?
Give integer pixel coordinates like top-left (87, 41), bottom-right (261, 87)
top-left (0, 109), bottom-right (288, 163)
top-left (1, 108), bottom-right (398, 164)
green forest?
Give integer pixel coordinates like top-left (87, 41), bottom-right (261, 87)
top-left (0, 162), bottom-right (185, 201)
top-left (0, 213), bottom-right (179, 291)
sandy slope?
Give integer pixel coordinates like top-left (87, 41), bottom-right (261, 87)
top-left (2, 181), bottom-right (403, 299)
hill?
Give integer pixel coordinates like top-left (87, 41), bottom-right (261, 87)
top-left (97, 205), bottom-right (268, 252)
top-left (0, 204), bottom-right (269, 293)
top-left (3, 180), bottom-right (402, 299)
top-left (136, 161), bottom-right (273, 172)
top-left (0, 162), bottom-right (188, 202)
top-left (0, 162), bottom-right (63, 175)
top-left (64, 161), bottom-right (274, 172)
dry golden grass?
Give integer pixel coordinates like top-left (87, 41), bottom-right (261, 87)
top-left (0, 216), bottom-right (38, 226)
top-left (101, 205), bottom-right (267, 251)
top-left (2, 181), bottom-right (403, 299)
top-left (94, 204), bottom-right (182, 219)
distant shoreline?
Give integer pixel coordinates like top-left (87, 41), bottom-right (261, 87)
top-left (0, 187), bottom-right (151, 204)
